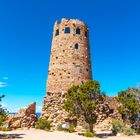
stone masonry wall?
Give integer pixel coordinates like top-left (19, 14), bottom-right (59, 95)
top-left (47, 18), bottom-right (92, 93)
top-left (41, 92), bottom-right (67, 127)
top-left (42, 18), bottom-right (92, 127)
top-left (6, 102), bottom-right (38, 129)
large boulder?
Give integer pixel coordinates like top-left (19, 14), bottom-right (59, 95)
top-left (10, 120), bottom-right (21, 129)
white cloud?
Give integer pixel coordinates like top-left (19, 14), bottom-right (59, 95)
top-left (0, 82), bottom-right (7, 88)
top-left (2, 77), bottom-right (8, 80)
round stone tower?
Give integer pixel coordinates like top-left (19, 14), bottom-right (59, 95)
top-left (47, 18), bottom-right (92, 93)
top-left (42, 18), bottom-right (92, 126)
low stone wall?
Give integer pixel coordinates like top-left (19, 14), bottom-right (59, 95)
top-left (6, 102), bottom-right (38, 129)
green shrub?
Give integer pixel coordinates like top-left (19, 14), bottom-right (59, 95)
top-left (57, 123), bottom-right (65, 131)
top-left (133, 123), bottom-right (140, 134)
top-left (111, 120), bottom-right (123, 135)
top-left (84, 130), bottom-right (95, 137)
top-left (123, 127), bottom-right (135, 136)
top-left (35, 118), bottom-right (51, 131)
top-left (68, 124), bottom-right (75, 133)
top-left (0, 127), bottom-right (10, 131)
top-left (57, 123), bottom-right (75, 133)
top-left (0, 114), bottom-right (7, 126)
top-left (136, 127), bottom-right (140, 134)
top-left (0, 95), bottom-right (7, 127)
top-left (83, 123), bottom-right (89, 130)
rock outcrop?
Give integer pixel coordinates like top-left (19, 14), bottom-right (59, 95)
top-left (75, 96), bottom-right (121, 131)
top-left (7, 102), bottom-right (38, 129)
top-left (94, 97), bottom-right (122, 131)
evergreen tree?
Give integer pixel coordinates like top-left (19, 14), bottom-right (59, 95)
top-left (117, 88), bottom-right (140, 122)
top-left (0, 95), bottom-right (7, 126)
top-left (64, 80), bottom-right (106, 132)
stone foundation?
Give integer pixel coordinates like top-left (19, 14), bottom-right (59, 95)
top-left (41, 94), bottom-right (122, 131)
top-left (41, 92), bottom-right (67, 127)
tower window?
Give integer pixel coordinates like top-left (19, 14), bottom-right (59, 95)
top-left (75, 44), bottom-right (78, 49)
top-left (55, 29), bottom-right (59, 36)
top-left (65, 27), bottom-right (70, 34)
top-left (85, 31), bottom-right (88, 37)
top-left (76, 28), bottom-right (80, 34)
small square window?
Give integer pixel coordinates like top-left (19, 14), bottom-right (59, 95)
top-left (65, 27), bottom-right (70, 34)
top-left (55, 29), bottom-right (59, 36)
top-left (76, 28), bottom-right (80, 34)
top-left (75, 44), bottom-right (78, 49)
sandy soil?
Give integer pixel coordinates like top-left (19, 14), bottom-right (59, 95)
top-left (0, 129), bottom-right (140, 140)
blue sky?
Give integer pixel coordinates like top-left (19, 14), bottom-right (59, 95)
top-left (0, 0), bottom-right (140, 112)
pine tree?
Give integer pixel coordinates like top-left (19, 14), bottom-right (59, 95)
top-left (64, 80), bottom-right (106, 132)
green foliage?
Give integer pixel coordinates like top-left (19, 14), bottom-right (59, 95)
top-left (57, 123), bottom-right (64, 131)
top-left (0, 114), bottom-right (7, 126)
top-left (0, 95), bottom-right (7, 127)
top-left (57, 123), bottom-right (75, 133)
top-left (82, 123), bottom-right (90, 130)
top-left (123, 127), bottom-right (135, 136)
top-left (117, 88), bottom-right (140, 122)
top-left (111, 120), bottom-right (135, 136)
top-left (68, 124), bottom-right (75, 133)
top-left (64, 80), bottom-right (106, 132)
top-left (0, 127), bottom-right (10, 131)
top-left (136, 127), bottom-right (140, 134)
top-left (84, 130), bottom-right (95, 137)
top-left (111, 120), bottom-right (123, 135)
top-left (35, 118), bottom-right (51, 131)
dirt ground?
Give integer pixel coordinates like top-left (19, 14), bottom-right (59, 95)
top-left (0, 129), bottom-right (140, 140)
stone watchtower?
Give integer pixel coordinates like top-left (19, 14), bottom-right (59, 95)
top-left (41, 18), bottom-right (92, 126)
